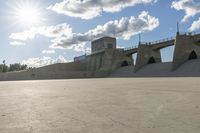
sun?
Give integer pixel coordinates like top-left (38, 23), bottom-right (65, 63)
top-left (16, 6), bottom-right (40, 27)
top-left (11, 0), bottom-right (44, 27)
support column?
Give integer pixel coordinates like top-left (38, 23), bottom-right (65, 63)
top-left (172, 33), bottom-right (200, 70)
top-left (134, 44), bottom-right (161, 72)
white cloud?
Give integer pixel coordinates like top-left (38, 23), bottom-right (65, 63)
top-left (22, 55), bottom-right (70, 68)
top-left (47, 0), bottom-right (157, 19)
top-left (65, 43), bottom-right (91, 53)
top-left (189, 17), bottom-right (200, 31)
top-left (10, 11), bottom-right (159, 51)
top-left (9, 23), bottom-right (72, 41)
top-left (50, 11), bottom-right (159, 49)
top-left (10, 41), bottom-right (25, 46)
top-left (171, 0), bottom-right (200, 22)
top-left (42, 50), bottom-right (56, 54)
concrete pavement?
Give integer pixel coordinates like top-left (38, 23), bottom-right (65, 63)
top-left (0, 78), bottom-right (199, 133)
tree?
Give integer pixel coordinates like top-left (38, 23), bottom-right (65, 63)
top-left (2, 65), bottom-right (8, 72)
top-left (9, 63), bottom-right (20, 71)
top-left (9, 63), bottom-right (28, 72)
top-left (0, 64), bottom-right (3, 72)
top-left (0, 61), bottom-right (29, 73)
top-left (1, 60), bottom-right (8, 72)
top-left (20, 64), bottom-right (28, 70)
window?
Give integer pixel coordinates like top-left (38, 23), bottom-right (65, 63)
top-left (107, 43), bottom-right (113, 49)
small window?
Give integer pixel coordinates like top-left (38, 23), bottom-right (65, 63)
top-left (107, 43), bottom-right (113, 49)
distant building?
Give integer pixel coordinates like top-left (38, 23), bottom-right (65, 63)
top-left (74, 36), bottom-right (133, 72)
top-left (91, 37), bottom-right (116, 53)
top-left (74, 55), bottom-right (87, 63)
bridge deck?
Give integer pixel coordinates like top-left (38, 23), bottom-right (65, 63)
top-left (124, 47), bottom-right (138, 55)
top-left (152, 39), bottom-right (175, 50)
top-left (123, 38), bottom-right (175, 55)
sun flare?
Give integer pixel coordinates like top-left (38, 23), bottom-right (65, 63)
top-left (17, 7), bottom-right (40, 26)
top-left (12, 1), bottom-right (44, 27)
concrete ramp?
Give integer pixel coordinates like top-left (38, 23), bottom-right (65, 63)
top-left (175, 59), bottom-right (200, 76)
top-left (2, 59), bottom-right (200, 81)
top-left (135, 62), bottom-right (172, 76)
top-left (110, 62), bottom-right (172, 77)
top-left (110, 66), bottom-right (135, 77)
top-left (110, 59), bottom-right (200, 77)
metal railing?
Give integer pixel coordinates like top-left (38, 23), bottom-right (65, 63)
top-left (124, 45), bottom-right (138, 51)
top-left (123, 37), bottom-right (175, 51)
top-left (145, 37), bottom-right (175, 45)
top-left (123, 32), bottom-right (200, 51)
top-left (179, 31), bottom-right (200, 36)
top-left (192, 31), bottom-right (200, 35)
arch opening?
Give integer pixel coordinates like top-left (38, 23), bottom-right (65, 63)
top-left (148, 57), bottom-right (156, 64)
top-left (160, 45), bottom-right (174, 62)
top-left (121, 61), bottom-right (129, 67)
top-left (188, 51), bottom-right (197, 60)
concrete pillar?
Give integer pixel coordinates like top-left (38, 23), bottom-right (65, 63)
top-left (134, 44), bottom-right (161, 72)
top-left (87, 49), bottom-right (133, 72)
top-left (100, 49), bottom-right (133, 71)
top-left (172, 33), bottom-right (200, 70)
top-left (87, 53), bottom-right (104, 71)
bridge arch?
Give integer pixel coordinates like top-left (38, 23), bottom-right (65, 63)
top-left (121, 61), bottom-right (129, 67)
top-left (147, 57), bottom-right (156, 64)
top-left (188, 50), bottom-right (197, 60)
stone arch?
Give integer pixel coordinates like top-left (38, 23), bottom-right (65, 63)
top-left (188, 50), bottom-right (197, 60)
top-left (147, 57), bottom-right (156, 64)
top-left (121, 61), bottom-right (129, 67)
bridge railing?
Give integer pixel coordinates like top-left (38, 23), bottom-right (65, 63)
top-left (179, 31), bottom-right (200, 36)
top-left (124, 45), bottom-right (138, 51)
top-left (192, 31), bottom-right (200, 35)
top-left (123, 37), bottom-right (175, 51)
top-left (123, 32), bottom-right (200, 51)
top-left (147, 37), bottom-right (175, 45)
top-left (140, 32), bottom-right (200, 45)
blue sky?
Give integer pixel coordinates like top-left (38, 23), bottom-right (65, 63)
top-left (1, 0), bottom-right (200, 67)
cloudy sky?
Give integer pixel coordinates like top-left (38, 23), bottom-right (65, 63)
top-left (1, 0), bottom-right (200, 67)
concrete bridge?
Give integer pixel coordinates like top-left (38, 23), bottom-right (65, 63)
top-left (1, 32), bottom-right (200, 81)
top-left (122, 37), bottom-right (175, 71)
top-left (149, 37), bottom-right (175, 50)
top-left (172, 32), bottom-right (200, 70)
top-left (123, 37), bottom-right (175, 56)
top-left (133, 37), bottom-right (175, 71)
top-left (82, 32), bottom-right (200, 73)
top-left (123, 47), bottom-right (138, 56)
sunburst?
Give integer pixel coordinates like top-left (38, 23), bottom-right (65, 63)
top-left (11, 0), bottom-right (45, 27)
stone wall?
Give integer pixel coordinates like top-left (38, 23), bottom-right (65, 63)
top-left (0, 62), bottom-right (92, 81)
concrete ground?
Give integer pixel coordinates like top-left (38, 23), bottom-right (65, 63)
top-left (0, 78), bottom-right (199, 133)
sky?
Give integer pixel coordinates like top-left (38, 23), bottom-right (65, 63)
top-left (1, 0), bottom-right (200, 67)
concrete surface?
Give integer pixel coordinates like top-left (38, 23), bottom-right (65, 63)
top-left (0, 78), bottom-right (200, 133)
top-left (172, 33), bottom-right (200, 70)
top-left (110, 59), bottom-right (200, 77)
top-left (134, 44), bottom-right (162, 71)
